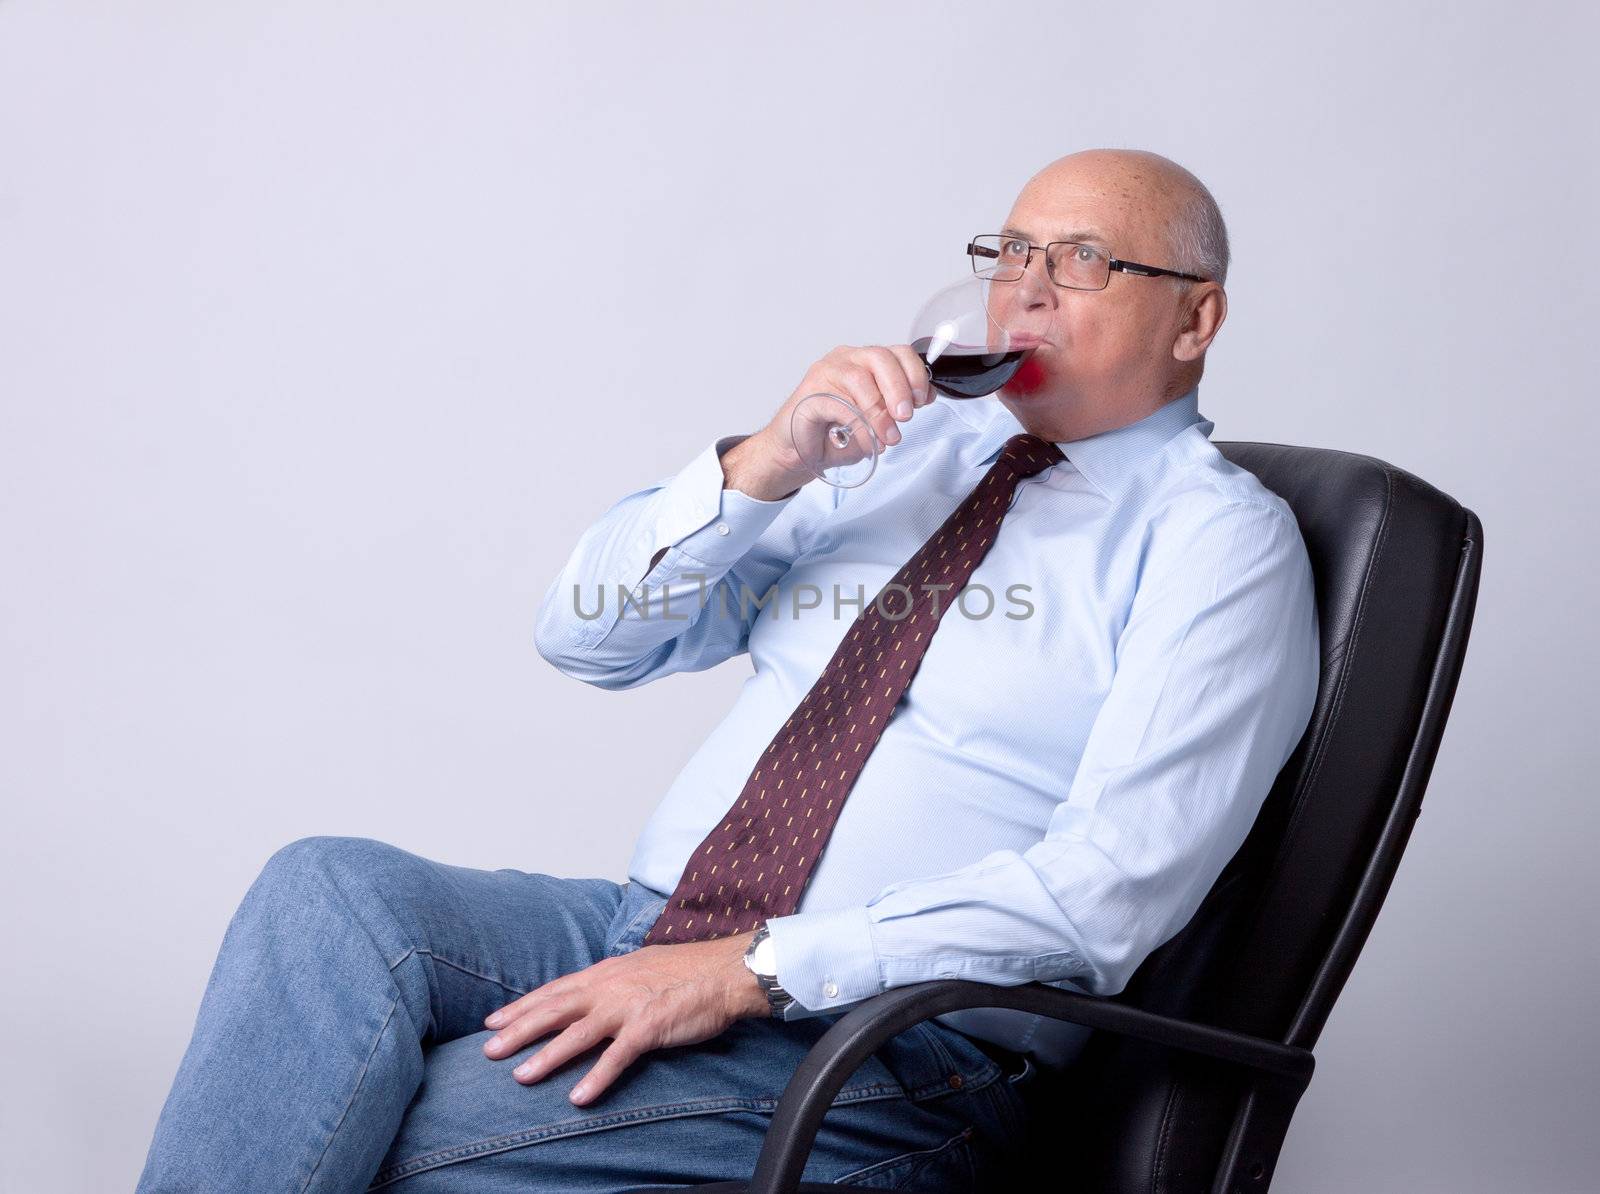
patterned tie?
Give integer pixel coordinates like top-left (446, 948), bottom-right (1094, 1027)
top-left (642, 432), bottom-right (1065, 945)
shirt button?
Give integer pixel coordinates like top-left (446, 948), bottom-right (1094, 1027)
top-left (823, 981), bottom-right (839, 998)
top-left (716, 523), bottom-right (730, 535)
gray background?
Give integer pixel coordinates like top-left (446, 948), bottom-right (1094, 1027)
top-left (2, 2), bottom-right (1595, 1190)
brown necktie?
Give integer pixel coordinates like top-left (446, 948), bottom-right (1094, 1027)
top-left (642, 432), bottom-right (1065, 945)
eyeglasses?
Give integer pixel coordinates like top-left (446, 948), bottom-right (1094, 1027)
top-left (967, 233), bottom-right (1209, 291)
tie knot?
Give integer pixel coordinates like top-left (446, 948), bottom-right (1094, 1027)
top-left (998, 433), bottom-right (1065, 478)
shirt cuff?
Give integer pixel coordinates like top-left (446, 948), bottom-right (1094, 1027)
top-left (764, 904), bottom-right (882, 1020)
top-left (652, 434), bottom-right (799, 571)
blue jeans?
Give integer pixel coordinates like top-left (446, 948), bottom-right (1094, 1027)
top-left (136, 836), bottom-right (1043, 1191)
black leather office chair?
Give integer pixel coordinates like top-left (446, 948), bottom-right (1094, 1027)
top-left (630, 441), bottom-right (1484, 1194)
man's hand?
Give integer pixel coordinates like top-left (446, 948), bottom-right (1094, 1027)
top-left (481, 930), bottom-right (770, 1106)
top-left (723, 344), bottom-right (934, 500)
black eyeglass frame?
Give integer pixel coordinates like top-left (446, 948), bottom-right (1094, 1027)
top-left (967, 233), bottom-right (1210, 290)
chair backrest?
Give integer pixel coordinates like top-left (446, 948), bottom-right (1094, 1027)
top-left (1045, 441), bottom-right (1484, 1192)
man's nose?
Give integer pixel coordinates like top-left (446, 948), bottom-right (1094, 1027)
top-left (1018, 252), bottom-right (1056, 309)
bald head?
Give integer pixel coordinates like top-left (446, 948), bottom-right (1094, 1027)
top-left (1018, 149), bottom-right (1229, 286)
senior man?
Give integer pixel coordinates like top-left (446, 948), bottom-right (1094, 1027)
top-left (138, 148), bottom-right (1319, 1192)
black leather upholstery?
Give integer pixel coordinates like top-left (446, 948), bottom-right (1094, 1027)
top-left (1032, 441), bottom-right (1483, 1191)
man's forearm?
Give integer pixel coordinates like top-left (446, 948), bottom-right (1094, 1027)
top-left (533, 434), bottom-right (796, 683)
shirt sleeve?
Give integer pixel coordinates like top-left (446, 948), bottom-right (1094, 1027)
top-left (534, 434), bottom-right (808, 689)
top-left (763, 497), bottom-right (1322, 1019)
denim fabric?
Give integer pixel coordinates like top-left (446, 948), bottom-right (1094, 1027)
top-left (137, 836), bottom-right (1042, 1192)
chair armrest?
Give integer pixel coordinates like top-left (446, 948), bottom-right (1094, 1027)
top-left (737, 978), bottom-right (1314, 1194)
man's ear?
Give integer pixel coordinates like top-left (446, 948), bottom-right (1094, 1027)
top-left (1172, 283), bottom-right (1227, 363)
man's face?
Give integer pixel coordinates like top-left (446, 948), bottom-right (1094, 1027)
top-left (984, 158), bottom-right (1200, 423)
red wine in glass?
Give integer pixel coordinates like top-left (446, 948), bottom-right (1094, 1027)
top-left (911, 337), bottom-right (1028, 399)
top-left (789, 271), bottom-right (1045, 488)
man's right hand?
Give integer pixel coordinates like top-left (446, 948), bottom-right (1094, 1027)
top-left (722, 344), bottom-right (933, 501)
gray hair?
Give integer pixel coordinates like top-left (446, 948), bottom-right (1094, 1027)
top-left (1164, 179), bottom-right (1230, 288)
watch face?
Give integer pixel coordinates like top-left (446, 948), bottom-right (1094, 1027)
top-left (750, 934), bottom-right (779, 975)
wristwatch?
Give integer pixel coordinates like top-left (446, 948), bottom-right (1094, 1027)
top-left (742, 922), bottom-right (797, 1018)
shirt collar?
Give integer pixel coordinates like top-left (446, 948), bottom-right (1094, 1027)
top-left (950, 385), bottom-right (1213, 499)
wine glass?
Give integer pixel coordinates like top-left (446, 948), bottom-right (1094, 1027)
top-left (787, 271), bottom-right (1044, 488)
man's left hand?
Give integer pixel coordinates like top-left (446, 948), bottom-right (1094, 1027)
top-left (481, 931), bottom-right (769, 1106)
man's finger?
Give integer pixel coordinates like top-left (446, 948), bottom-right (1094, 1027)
top-left (486, 961), bottom-right (602, 1028)
top-left (567, 1035), bottom-right (646, 1106)
top-left (511, 1015), bottom-right (612, 1085)
top-left (857, 346), bottom-right (917, 420)
top-left (830, 365), bottom-right (899, 447)
top-left (484, 1001), bottom-right (574, 1059)
top-left (485, 981), bottom-right (563, 1029)
top-left (485, 994), bottom-right (530, 1029)
top-left (889, 343), bottom-right (934, 405)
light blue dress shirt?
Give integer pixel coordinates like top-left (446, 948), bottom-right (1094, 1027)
top-left (534, 385), bottom-right (1320, 1069)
